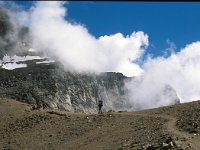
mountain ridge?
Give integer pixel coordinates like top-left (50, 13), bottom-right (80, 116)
top-left (0, 58), bottom-right (132, 113)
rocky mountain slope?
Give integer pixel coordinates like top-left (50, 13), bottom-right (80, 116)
top-left (0, 56), bottom-right (181, 113)
top-left (0, 58), bottom-right (132, 113)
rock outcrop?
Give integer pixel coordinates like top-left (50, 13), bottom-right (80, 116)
top-left (0, 59), bottom-right (131, 113)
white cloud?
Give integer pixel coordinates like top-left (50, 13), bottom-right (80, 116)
top-left (126, 41), bottom-right (200, 109)
top-left (25, 1), bottom-right (148, 77)
top-left (163, 39), bottom-right (176, 57)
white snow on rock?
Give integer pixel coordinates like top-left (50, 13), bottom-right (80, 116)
top-left (2, 55), bottom-right (46, 63)
top-left (36, 60), bottom-right (55, 64)
top-left (2, 62), bottom-right (27, 70)
top-left (1, 54), bottom-right (54, 70)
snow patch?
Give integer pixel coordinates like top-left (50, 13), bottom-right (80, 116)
top-left (0, 55), bottom-right (54, 70)
top-left (36, 60), bottom-right (55, 64)
top-left (2, 55), bottom-right (46, 63)
top-left (2, 62), bottom-right (27, 70)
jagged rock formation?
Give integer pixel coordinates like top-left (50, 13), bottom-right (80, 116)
top-left (0, 59), bottom-right (131, 113)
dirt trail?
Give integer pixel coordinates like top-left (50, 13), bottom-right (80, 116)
top-left (163, 115), bottom-right (200, 150)
top-left (133, 112), bottom-right (200, 150)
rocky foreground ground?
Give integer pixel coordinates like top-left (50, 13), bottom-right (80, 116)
top-left (0, 99), bottom-right (200, 150)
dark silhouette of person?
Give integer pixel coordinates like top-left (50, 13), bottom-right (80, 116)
top-left (98, 100), bottom-right (103, 114)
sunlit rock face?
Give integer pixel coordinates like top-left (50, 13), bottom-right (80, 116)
top-left (0, 58), bottom-right (132, 113)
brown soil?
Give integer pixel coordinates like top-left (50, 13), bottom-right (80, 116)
top-left (0, 98), bottom-right (200, 150)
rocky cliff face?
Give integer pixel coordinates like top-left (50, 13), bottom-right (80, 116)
top-left (0, 58), bottom-right (181, 113)
top-left (0, 59), bottom-right (132, 113)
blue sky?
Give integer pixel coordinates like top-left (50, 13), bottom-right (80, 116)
top-left (14, 1), bottom-right (200, 57)
top-left (67, 2), bottom-right (200, 57)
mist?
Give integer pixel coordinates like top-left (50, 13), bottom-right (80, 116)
top-left (1, 1), bottom-right (200, 110)
top-left (0, 4), bottom-right (31, 57)
top-left (126, 41), bottom-right (200, 109)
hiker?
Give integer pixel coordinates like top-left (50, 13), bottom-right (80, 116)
top-left (31, 104), bottom-right (37, 110)
top-left (98, 100), bottom-right (103, 114)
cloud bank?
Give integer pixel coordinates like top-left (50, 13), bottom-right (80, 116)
top-left (23, 1), bottom-right (148, 77)
top-left (126, 41), bottom-right (200, 108)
